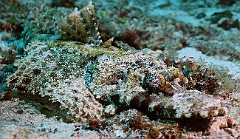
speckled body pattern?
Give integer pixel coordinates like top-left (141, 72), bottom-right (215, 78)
top-left (87, 52), bottom-right (227, 119)
top-left (6, 1), bottom-right (228, 122)
top-left (6, 40), bottom-right (227, 121)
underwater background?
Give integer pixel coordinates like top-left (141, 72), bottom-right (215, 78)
top-left (0, 0), bottom-right (240, 138)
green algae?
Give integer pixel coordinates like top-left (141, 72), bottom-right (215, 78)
top-left (48, 41), bottom-right (128, 57)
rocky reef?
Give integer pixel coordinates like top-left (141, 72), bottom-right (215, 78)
top-left (1, 0), bottom-right (240, 138)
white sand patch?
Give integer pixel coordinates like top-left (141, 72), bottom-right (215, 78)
top-left (177, 47), bottom-right (240, 78)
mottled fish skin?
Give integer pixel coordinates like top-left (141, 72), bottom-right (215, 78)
top-left (6, 41), bottom-right (227, 121)
top-left (5, 0), bottom-right (227, 123)
top-left (88, 53), bottom-right (227, 119)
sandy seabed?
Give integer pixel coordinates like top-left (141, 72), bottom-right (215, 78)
top-left (1, 0), bottom-right (240, 138)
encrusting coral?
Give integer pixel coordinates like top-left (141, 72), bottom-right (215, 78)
top-left (5, 1), bottom-right (231, 138)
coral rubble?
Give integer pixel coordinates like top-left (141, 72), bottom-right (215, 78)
top-left (2, 0), bottom-right (240, 138)
top-left (0, 99), bottom-right (101, 138)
